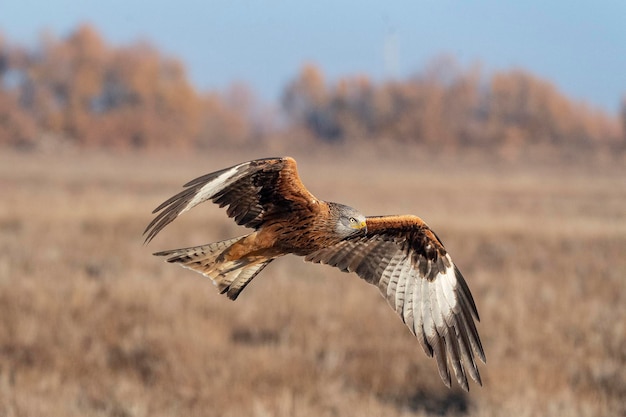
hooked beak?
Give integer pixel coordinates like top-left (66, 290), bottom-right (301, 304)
top-left (359, 220), bottom-right (367, 235)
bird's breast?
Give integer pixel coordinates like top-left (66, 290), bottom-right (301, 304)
top-left (261, 213), bottom-right (340, 256)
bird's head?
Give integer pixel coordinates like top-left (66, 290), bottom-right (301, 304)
top-left (330, 203), bottom-right (367, 238)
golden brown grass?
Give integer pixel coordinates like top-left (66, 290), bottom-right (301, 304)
top-left (0, 148), bottom-right (624, 416)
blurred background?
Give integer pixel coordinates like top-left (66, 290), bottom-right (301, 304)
top-left (1, 1), bottom-right (625, 416)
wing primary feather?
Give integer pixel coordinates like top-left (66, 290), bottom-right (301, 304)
top-left (144, 188), bottom-right (196, 243)
top-left (445, 323), bottom-right (468, 391)
top-left (434, 266), bottom-right (478, 388)
top-left (144, 164), bottom-right (245, 243)
top-left (411, 270), bottom-right (431, 356)
top-left (435, 274), bottom-right (468, 389)
top-left (432, 337), bottom-right (451, 389)
top-left (181, 164), bottom-right (243, 188)
top-left (455, 316), bottom-right (482, 385)
top-left (439, 258), bottom-right (460, 312)
top-left (429, 279), bottom-right (445, 335)
top-left (456, 291), bottom-right (486, 363)
top-left (420, 276), bottom-right (436, 357)
top-left (435, 278), bottom-right (454, 330)
top-left (455, 266), bottom-right (480, 321)
top-left (425, 264), bottom-right (454, 389)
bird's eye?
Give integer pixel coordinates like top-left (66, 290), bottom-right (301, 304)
top-left (349, 217), bottom-right (357, 224)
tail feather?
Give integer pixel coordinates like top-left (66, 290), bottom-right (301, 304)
top-left (217, 260), bottom-right (272, 300)
top-left (154, 235), bottom-right (273, 300)
top-left (154, 236), bottom-right (243, 267)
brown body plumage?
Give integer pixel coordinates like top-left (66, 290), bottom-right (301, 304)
top-left (144, 157), bottom-right (485, 391)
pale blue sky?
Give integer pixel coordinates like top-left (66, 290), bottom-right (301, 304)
top-left (1, 0), bottom-right (624, 112)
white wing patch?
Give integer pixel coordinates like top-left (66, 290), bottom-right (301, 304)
top-left (181, 165), bottom-right (244, 215)
top-left (438, 257), bottom-right (459, 314)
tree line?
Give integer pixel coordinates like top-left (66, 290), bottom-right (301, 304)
top-left (0, 24), bottom-right (624, 154)
top-left (283, 60), bottom-right (623, 154)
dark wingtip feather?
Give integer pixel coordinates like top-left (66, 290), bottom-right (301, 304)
top-left (474, 370), bottom-right (483, 386)
top-left (454, 266), bottom-right (480, 321)
top-left (432, 340), bottom-right (451, 389)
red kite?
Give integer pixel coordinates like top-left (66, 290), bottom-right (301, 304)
top-left (145, 157), bottom-right (485, 390)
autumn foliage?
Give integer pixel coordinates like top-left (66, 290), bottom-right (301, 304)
top-left (0, 25), bottom-right (250, 150)
top-left (282, 60), bottom-right (623, 154)
top-left (0, 24), bottom-right (624, 154)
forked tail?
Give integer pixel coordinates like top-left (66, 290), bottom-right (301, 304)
top-left (154, 235), bottom-right (273, 300)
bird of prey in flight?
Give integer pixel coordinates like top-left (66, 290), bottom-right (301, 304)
top-left (144, 156), bottom-right (485, 391)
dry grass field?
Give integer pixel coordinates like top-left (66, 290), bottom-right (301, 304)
top-left (0, 148), bottom-right (624, 416)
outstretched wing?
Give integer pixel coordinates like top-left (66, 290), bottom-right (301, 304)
top-left (304, 215), bottom-right (485, 391)
top-left (144, 157), bottom-right (320, 243)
